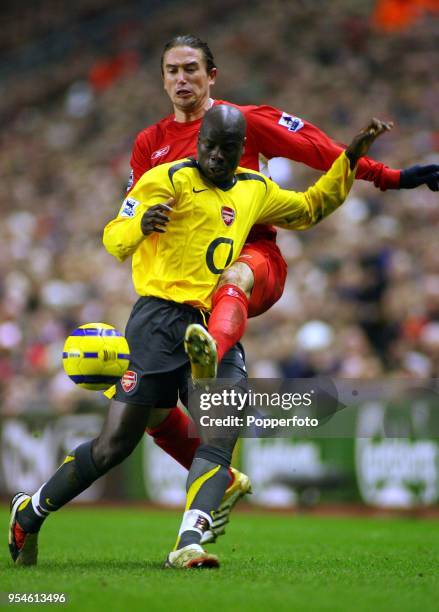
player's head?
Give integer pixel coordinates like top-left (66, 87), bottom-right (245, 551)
top-left (197, 105), bottom-right (246, 187)
top-left (161, 35), bottom-right (217, 113)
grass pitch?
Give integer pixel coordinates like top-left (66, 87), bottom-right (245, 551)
top-left (0, 506), bottom-right (438, 611)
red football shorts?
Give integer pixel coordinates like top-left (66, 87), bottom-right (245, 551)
top-left (236, 239), bottom-right (287, 318)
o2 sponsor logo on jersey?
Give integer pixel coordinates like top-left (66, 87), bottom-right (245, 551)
top-left (119, 197), bottom-right (140, 218)
top-left (126, 169), bottom-right (134, 192)
top-left (221, 206), bottom-right (235, 226)
top-left (121, 370), bottom-right (137, 393)
top-left (278, 112), bottom-right (304, 132)
top-left (151, 145), bottom-right (170, 160)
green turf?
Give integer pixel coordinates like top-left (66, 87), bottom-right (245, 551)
top-left (0, 506), bottom-right (438, 611)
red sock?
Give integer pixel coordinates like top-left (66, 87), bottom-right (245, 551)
top-left (145, 408), bottom-right (235, 485)
top-left (208, 284), bottom-right (249, 364)
top-left (146, 408), bottom-right (199, 470)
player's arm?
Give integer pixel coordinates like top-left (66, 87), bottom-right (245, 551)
top-left (125, 129), bottom-right (154, 193)
top-left (103, 168), bottom-right (174, 262)
top-left (103, 198), bottom-right (173, 262)
top-left (247, 105), bottom-right (438, 191)
top-left (257, 119), bottom-right (392, 229)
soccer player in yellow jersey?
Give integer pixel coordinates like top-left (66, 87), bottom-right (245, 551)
top-left (104, 110), bottom-right (387, 311)
top-left (9, 105), bottom-right (391, 569)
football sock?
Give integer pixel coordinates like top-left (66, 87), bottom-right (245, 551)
top-left (176, 444), bottom-right (232, 549)
top-left (145, 407), bottom-right (235, 485)
top-left (146, 407), bottom-right (200, 470)
top-left (17, 440), bottom-right (101, 533)
top-left (208, 284), bottom-right (249, 364)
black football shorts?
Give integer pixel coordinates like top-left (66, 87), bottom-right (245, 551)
top-left (114, 296), bottom-right (247, 408)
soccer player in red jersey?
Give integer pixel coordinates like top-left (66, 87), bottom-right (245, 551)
top-left (133, 35), bottom-right (438, 486)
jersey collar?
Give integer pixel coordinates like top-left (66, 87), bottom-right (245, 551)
top-left (192, 158), bottom-right (237, 191)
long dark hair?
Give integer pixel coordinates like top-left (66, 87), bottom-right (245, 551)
top-left (161, 35), bottom-right (216, 75)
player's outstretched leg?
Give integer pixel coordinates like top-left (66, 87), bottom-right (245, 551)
top-left (8, 400), bottom-right (150, 565)
top-left (207, 282), bottom-right (249, 364)
top-left (8, 438), bottom-right (102, 567)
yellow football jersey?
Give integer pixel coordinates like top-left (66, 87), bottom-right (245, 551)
top-left (103, 153), bottom-right (355, 309)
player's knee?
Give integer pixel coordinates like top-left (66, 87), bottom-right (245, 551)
top-left (218, 262), bottom-right (253, 299)
top-left (92, 434), bottom-right (135, 472)
top-left (146, 408), bottom-right (170, 430)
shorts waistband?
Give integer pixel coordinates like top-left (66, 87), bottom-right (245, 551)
top-left (137, 295), bottom-right (209, 316)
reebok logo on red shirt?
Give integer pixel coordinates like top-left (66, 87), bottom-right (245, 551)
top-left (151, 145), bottom-right (170, 160)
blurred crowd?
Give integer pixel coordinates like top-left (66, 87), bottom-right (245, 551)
top-left (0, 0), bottom-right (438, 416)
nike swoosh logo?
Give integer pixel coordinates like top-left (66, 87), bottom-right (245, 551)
top-left (193, 187), bottom-right (208, 193)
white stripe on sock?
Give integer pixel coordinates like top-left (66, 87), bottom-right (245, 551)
top-left (178, 509), bottom-right (212, 537)
top-left (31, 485), bottom-right (49, 517)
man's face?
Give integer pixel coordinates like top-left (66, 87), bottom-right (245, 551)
top-left (197, 126), bottom-right (244, 186)
top-left (162, 46), bottom-right (216, 112)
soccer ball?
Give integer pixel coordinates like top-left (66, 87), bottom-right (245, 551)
top-left (62, 323), bottom-right (130, 391)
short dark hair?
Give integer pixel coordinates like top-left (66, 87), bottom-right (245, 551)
top-left (161, 35), bottom-right (216, 75)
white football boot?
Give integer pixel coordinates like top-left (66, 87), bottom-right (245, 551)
top-left (9, 493), bottom-right (39, 566)
top-left (164, 544), bottom-right (219, 569)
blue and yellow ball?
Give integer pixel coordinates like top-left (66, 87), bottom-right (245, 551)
top-left (62, 323), bottom-right (130, 391)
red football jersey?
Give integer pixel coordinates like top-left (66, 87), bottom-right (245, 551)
top-left (128, 100), bottom-right (401, 242)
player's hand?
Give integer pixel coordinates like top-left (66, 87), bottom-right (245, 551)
top-left (400, 164), bottom-right (439, 191)
top-left (345, 118), bottom-right (393, 170)
top-left (141, 198), bottom-right (174, 236)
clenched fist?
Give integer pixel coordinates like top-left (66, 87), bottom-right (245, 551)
top-left (345, 118), bottom-right (393, 170)
top-left (141, 198), bottom-right (174, 236)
